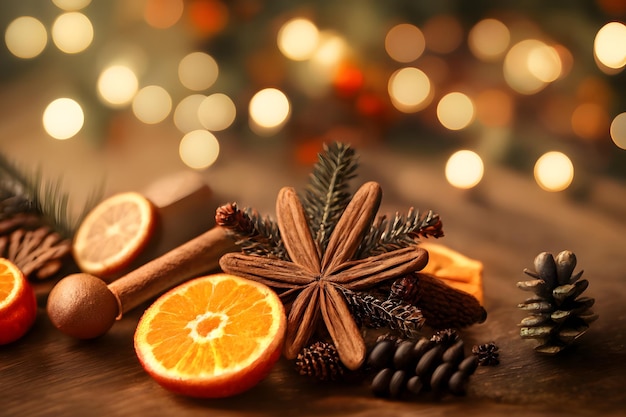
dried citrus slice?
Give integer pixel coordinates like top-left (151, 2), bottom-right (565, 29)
top-left (420, 241), bottom-right (484, 304)
top-left (134, 273), bottom-right (286, 398)
top-left (0, 258), bottom-right (37, 345)
top-left (72, 192), bottom-right (156, 278)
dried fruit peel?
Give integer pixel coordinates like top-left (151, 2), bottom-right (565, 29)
top-left (420, 242), bottom-right (484, 304)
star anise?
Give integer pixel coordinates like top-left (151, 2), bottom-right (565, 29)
top-left (219, 181), bottom-right (428, 370)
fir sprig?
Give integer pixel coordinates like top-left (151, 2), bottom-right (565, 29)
top-left (340, 287), bottom-right (425, 339)
top-left (215, 202), bottom-right (286, 259)
top-left (302, 142), bottom-right (358, 255)
top-left (356, 208), bottom-right (443, 258)
top-left (0, 153), bottom-right (103, 238)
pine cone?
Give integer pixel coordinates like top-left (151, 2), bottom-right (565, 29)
top-left (517, 251), bottom-right (598, 354)
top-left (472, 342), bottom-right (500, 366)
top-left (367, 331), bottom-right (478, 400)
top-left (295, 341), bottom-right (346, 381)
top-left (391, 273), bottom-right (487, 329)
top-left (0, 215), bottom-right (72, 279)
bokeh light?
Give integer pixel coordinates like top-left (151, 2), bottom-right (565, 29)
top-left (388, 67), bottom-right (432, 113)
top-left (534, 151), bottom-right (574, 192)
top-left (504, 39), bottom-right (561, 94)
top-left (174, 94), bottom-right (206, 133)
top-left (249, 88), bottom-right (290, 134)
top-left (5, 16), bottom-right (48, 59)
top-left (187, 0), bottom-right (229, 38)
top-left (178, 52), bottom-right (219, 91)
top-left (475, 89), bottom-right (514, 128)
top-left (385, 23), bottom-right (425, 63)
top-left (468, 18), bottom-right (510, 61)
top-left (277, 18), bottom-right (319, 61)
top-left (132, 85), bottom-right (172, 124)
top-left (594, 22), bottom-right (626, 70)
top-left (423, 15), bottom-right (463, 54)
top-left (311, 31), bottom-right (348, 71)
top-left (43, 98), bottom-right (84, 140)
top-left (571, 102), bottom-right (609, 141)
top-left (445, 150), bottom-right (484, 189)
top-left (144, 0), bottom-right (184, 29)
top-left (52, 0), bottom-right (91, 10)
top-left (437, 92), bottom-right (475, 130)
top-left (527, 43), bottom-right (562, 82)
top-left (52, 12), bottom-right (94, 54)
top-left (179, 130), bottom-right (220, 170)
top-left (609, 112), bottom-right (626, 149)
top-left (198, 93), bottom-right (236, 131)
top-left (97, 65), bottom-right (139, 107)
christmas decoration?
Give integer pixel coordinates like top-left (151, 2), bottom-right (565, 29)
top-left (517, 250), bottom-right (598, 354)
top-left (472, 342), bottom-right (500, 366)
top-left (218, 142), bottom-right (486, 372)
top-left (367, 330), bottom-right (479, 400)
top-left (0, 153), bottom-right (101, 279)
top-left (295, 341), bottom-right (346, 382)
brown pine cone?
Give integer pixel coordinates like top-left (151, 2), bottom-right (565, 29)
top-left (0, 215), bottom-right (72, 279)
top-left (295, 341), bottom-right (346, 381)
top-left (391, 273), bottom-right (487, 329)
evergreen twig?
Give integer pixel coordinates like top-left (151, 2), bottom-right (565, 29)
top-left (0, 153), bottom-right (103, 238)
top-left (303, 142), bottom-right (358, 255)
top-left (215, 202), bottom-right (286, 259)
top-left (340, 287), bottom-right (425, 339)
top-left (356, 208), bottom-right (443, 258)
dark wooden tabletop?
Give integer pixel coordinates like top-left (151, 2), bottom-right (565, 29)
top-left (1, 141), bottom-right (625, 417)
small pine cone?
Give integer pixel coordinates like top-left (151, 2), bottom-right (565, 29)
top-left (0, 218), bottom-right (72, 279)
top-left (430, 329), bottom-right (460, 347)
top-left (391, 273), bottom-right (487, 329)
top-left (472, 342), bottom-right (500, 366)
top-left (215, 203), bottom-right (255, 236)
top-left (295, 341), bottom-right (345, 381)
top-left (517, 251), bottom-right (598, 354)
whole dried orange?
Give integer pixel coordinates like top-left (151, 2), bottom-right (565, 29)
top-left (0, 258), bottom-right (37, 345)
top-left (72, 192), bottom-right (156, 278)
top-left (134, 273), bottom-right (286, 398)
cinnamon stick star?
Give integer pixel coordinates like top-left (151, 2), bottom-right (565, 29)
top-left (219, 181), bottom-right (428, 370)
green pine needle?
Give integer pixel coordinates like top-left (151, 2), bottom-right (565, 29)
top-left (356, 208), bottom-right (444, 258)
top-left (0, 152), bottom-right (103, 238)
top-left (303, 142), bottom-right (358, 254)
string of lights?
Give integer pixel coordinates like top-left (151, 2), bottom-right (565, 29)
top-left (1, 0), bottom-right (625, 193)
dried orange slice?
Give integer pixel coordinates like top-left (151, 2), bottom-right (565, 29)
top-left (72, 192), bottom-right (156, 278)
top-left (0, 258), bottom-right (37, 345)
top-left (134, 273), bottom-right (286, 398)
top-left (420, 242), bottom-right (484, 304)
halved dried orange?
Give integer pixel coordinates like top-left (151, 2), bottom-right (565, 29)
top-left (420, 241), bottom-right (484, 304)
top-left (0, 258), bottom-right (37, 345)
top-left (134, 273), bottom-right (286, 398)
top-left (72, 192), bottom-right (156, 278)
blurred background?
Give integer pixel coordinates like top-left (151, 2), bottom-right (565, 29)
top-left (0, 0), bottom-right (625, 211)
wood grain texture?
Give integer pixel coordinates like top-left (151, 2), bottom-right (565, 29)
top-left (1, 147), bottom-right (625, 417)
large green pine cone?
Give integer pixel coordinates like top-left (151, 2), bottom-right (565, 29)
top-left (516, 250), bottom-right (598, 354)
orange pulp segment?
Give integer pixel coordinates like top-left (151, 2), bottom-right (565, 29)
top-left (72, 191), bottom-right (156, 278)
top-left (0, 258), bottom-right (37, 344)
top-left (134, 273), bottom-right (286, 398)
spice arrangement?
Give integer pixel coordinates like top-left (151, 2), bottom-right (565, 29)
top-left (0, 142), bottom-right (601, 405)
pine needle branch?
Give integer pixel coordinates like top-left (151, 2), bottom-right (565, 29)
top-left (215, 202), bottom-right (287, 259)
top-left (0, 153), bottom-right (102, 238)
top-left (303, 142), bottom-right (358, 254)
top-left (340, 287), bottom-right (425, 340)
top-left (356, 208), bottom-right (443, 258)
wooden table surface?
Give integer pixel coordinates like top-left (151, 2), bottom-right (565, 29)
top-left (1, 134), bottom-right (626, 417)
